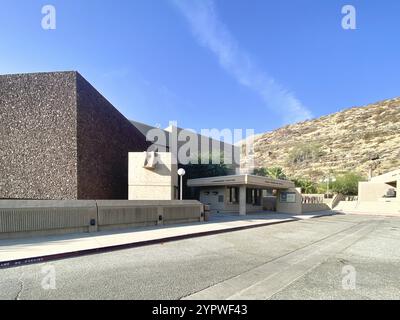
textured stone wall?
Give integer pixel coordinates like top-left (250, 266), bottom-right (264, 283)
top-left (0, 71), bottom-right (149, 200)
top-left (76, 73), bottom-right (150, 199)
top-left (0, 72), bottom-right (78, 199)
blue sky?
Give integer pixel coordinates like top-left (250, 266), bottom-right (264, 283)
top-left (1, 0), bottom-right (399, 134)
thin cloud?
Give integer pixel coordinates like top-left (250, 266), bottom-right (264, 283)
top-left (171, 0), bottom-right (313, 124)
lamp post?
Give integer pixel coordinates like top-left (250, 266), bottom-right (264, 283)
top-left (323, 173), bottom-right (336, 196)
top-left (177, 168), bottom-right (186, 201)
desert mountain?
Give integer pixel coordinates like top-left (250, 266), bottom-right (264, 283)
top-left (244, 97), bottom-right (400, 181)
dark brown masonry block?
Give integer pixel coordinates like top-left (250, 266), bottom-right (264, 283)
top-left (0, 71), bottom-right (149, 200)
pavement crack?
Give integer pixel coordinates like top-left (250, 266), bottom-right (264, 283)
top-left (14, 272), bottom-right (25, 300)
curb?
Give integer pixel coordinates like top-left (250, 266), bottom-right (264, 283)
top-left (0, 213), bottom-right (333, 269)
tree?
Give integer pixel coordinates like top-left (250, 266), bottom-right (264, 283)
top-left (330, 172), bottom-right (365, 196)
top-left (292, 178), bottom-right (318, 194)
top-left (181, 153), bottom-right (230, 199)
top-left (254, 167), bottom-right (287, 180)
top-left (253, 167), bottom-right (268, 177)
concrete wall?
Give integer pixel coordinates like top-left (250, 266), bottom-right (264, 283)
top-left (76, 74), bottom-right (149, 199)
top-left (276, 188), bottom-right (303, 215)
top-left (128, 152), bottom-right (178, 200)
top-left (358, 182), bottom-right (394, 202)
top-left (97, 200), bottom-right (203, 230)
top-left (335, 200), bottom-right (400, 215)
top-left (302, 203), bottom-right (331, 213)
top-left (262, 196), bottom-right (277, 211)
top-left (0, 200), bottom-right (204, 239)
top-left (199, 187), bottom-right (226, 213)
top-left (0, 72), bottom-right (149, 200)
top-left (0, 200), bottom-right (97, 240)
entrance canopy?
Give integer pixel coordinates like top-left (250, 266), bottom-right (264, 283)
top-left (187, 174), bottom-right (295, 190)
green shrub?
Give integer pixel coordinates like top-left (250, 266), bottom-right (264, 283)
top-left (181, 153), bottom-right (229, 199)
top-left (292, 178), bottom-right (318, 194)
top-left (331, 172), bottom-right (366, 196)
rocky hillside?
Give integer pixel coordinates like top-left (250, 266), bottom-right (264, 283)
top-left (244, 97), bottom-right (400, 181)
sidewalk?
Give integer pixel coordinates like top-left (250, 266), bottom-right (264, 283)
top-left (0, 211), bottom-right (336, 269)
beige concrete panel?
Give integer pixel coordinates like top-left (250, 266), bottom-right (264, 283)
top-left (276, 188), bottom-right (302, 215)
top-left (0, 200), bottom-right (97, 239)
top-left (358, 182), bottom-right (393, 202)
top-left (128, 152), bottom-right (178, 200)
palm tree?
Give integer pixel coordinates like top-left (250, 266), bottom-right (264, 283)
top-left (265, 167), bottom-right (287, 180)
top-left (254, 167), bottom-right (287, 180)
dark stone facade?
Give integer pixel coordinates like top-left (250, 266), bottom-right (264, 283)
top-left (0, 71), bottom-right (149, 200)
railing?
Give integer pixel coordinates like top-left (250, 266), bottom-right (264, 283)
top-left (302, 195), bottom-right (325, 204)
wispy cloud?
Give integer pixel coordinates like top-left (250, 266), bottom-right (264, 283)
top-left (171, 0), bottom-right (313, 124)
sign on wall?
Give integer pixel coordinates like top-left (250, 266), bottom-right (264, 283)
top-left (280, 192), bottom-right (296, 203)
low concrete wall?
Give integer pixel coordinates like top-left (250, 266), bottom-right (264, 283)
top-left (97, 200), bottom-right (204, 230)
top-left (0, 200), bottom-right (97, 240)
top-left (302, 203), bottom-right (331, 213)
top-left (0, 200), bottom-right (204, 239)
top-left (336, 200), bottom-right (400, 215)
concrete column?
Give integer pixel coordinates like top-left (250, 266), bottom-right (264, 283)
top-left (239, 186), bottom-right (247, 216)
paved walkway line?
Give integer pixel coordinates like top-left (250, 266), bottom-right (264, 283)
top-left (183, 218), bottom-right (381, 300)
top-left (0, 212), bottom-right (335, 269)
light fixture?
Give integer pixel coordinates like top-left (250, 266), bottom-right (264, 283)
top-left (177, 168), bottom-right (186, 200)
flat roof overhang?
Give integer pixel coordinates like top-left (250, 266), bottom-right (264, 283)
top-left (187, 174), bottom-right (295, 189)
top-left (371, 169), bottom-right (400, 184)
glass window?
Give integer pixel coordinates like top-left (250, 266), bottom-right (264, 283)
top-left (246, 188), bottom-right (253, 204)
top-left (254, 189), bottom-right (261, 206)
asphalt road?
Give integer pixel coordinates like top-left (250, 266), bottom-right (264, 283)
top-left (1, 214), bottom-right (400, 300)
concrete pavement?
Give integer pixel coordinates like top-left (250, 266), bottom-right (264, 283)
top-left (184, 217), bottom-right (382, 300)
top-left (0, 211), bottom-right (334, 268)
top-left (1, 214), bottom-right (400, 300)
